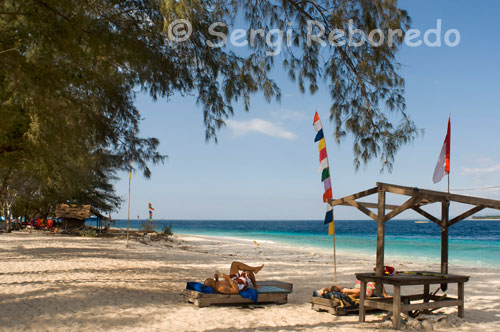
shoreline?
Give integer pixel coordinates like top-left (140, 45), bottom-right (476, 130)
top-left (107, 219), bottom-right (500, 268)
top-left (109, 223), bottom-right (500, 268)
top-left (174, 233), bottom-right (500, 271)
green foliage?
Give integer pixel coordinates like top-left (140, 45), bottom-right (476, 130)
top-left (162, 224), bottom-right (173, 237)
top-left (140, 221), bottom-right (155, 233)
top-left (79, 228), bottom-right (97, 237)
top-left (218, 0), bottom-right (421, 171)
top-left (1, 0), bottom-right (419, 219)
top-left (1, 0), bottom-right (170, 216)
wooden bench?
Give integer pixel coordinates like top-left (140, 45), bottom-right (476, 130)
top-left (183, 280), bottom-right (293, 307)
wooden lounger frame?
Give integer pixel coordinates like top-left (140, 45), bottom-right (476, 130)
top-left (312, 296), bottom-right (408, 316)
top-left (311, 296), bottom-right (392, 316)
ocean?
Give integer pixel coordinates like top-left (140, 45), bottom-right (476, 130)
top-left (103, 219), bottom-right (500, 268)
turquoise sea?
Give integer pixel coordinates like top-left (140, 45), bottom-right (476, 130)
top-left (104, 219), bottom-right (500, 268)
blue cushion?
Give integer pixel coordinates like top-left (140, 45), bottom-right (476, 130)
top-left (186, 282), bottom-right (214, 294)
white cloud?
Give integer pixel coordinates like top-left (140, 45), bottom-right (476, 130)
top-left (226, 118), bottom-right (297, 140)
top-left (474, 157), bottom-right (494, 165)
top-left (461, 164), bottom-right (500, 176)
top-left (270, 109), bottom-right (307, 121)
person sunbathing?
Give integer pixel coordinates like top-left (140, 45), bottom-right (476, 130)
top-left (315, 280), bottom-right (388, 298)
top-left (203, 261), bottom-right (264, 294)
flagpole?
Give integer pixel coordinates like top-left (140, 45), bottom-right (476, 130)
top-left (333, 230), bottom-right (337, 282)
top-left (126, 116), bottom-right (138, 247)
top-left (126, 171), bottom-right (131, 247)
top-left (447, 113), bottom-right (451, 194)
top-left (323, 132), bottom-right (336, 283)
top-left (447, 173), bottom-right (450, 194)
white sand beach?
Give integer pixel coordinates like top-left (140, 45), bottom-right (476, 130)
top-left (0, 231), bottom-right (499, 331)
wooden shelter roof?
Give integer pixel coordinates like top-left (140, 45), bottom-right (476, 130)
top-left (329, 182), bottom-right (500, 226)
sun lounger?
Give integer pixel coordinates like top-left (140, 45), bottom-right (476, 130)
top-left (311, 292), bottom-right (402, 316)
top-left (183, 280), bottom-right (293, 307)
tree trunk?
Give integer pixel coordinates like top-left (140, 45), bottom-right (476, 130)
top-left (3, 204), bottom-right (9, 232)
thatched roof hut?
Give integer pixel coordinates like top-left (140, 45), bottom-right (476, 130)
top-left (55, 204), bottom-right (109, 231)
top-left (55, 204), bottom-right (91, 220)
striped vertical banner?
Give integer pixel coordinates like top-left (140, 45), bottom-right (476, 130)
top-left (313, 111), bottom-right (337, 281)
top-left (313, 112), bottom-right (334, 230)
top-left (148, 203), bottom-right (154, 223)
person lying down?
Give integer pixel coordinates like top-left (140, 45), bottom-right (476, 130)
top-left (203, 261), bottom-right (264, 294)
top-left (315, 280), bottom-right (390, 298)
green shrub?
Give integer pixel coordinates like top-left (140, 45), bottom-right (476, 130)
top-left (139, 221), bottom-right (155, 233)
top-left (162, 224), bottom-right (173, 236)
top-left (79, 229), bottom-right (97, 237)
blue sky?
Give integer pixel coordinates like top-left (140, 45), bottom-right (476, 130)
top-left (114, 1), bottom-right (500, 220)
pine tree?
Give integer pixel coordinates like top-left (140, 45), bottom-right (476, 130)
top-left (1, 0), bottom-right (419, 217)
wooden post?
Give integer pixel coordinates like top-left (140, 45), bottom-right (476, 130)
top-left (375, 188), bottom-right (385, 296)
top-left (392, 285), bottom-right (401, 329)
top-left (458, 281), bottom-right (464, 318)
top-left (441, 200), bottom-right (449, 291)
top-left (359, 280), bottom-right (366, 322)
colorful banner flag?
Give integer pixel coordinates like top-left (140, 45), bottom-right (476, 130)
top-left (433, 114), bottom-right (451, 184)
top-left (328, 219), bottom-right (335, 236)
top-left (313, 112), bottom-right (334, 229)
top-left (148, 203), bottom-right (154, 223)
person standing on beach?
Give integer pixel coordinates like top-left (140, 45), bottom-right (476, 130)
top-left (203, 261), bottom-right (264, 294)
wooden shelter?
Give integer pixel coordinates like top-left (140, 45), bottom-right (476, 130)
top-left (330, 182), bottom-right (500, 294)
top-left (55, 204), bottom-right (109, 231)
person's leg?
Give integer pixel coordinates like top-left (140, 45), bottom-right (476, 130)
top-left (204, 278), bottom-right (216, 288)
top-left (246, 270), bottom-right (259, 289)
top-left (229, 261), bottom-right (264, 275)
top-left (220, 273), bottom-right (240, 293)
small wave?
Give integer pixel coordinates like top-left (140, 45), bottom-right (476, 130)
top-left (218, 236), bottom-right (276, 244)
top-left (181, 233), bottom-right (277, 245)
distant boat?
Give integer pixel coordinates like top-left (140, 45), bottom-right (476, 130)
top-left (415, 221), bottom-right (429, 224)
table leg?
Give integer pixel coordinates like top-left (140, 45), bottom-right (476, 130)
top-left (424, 284), bottom-right (430, 302)
top-left (359, 280), bottom-right (366, 322)
top-left (458, 282), bottom-right (464, 318)
top-left (392, 285), bottom-right (401, 329)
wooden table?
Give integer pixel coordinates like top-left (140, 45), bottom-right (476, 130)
top-left (356, 272), bottom-right (469, 329)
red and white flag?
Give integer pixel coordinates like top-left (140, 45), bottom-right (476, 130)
top-left (433, 114), bottom-right (451, 184)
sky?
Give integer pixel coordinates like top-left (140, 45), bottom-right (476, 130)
top-left (114, 1), bottom-right (500, 220)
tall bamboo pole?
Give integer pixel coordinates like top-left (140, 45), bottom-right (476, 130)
top-left (333, 230), bottom-right (337, 281)
top-left (126, 127), bottom-right (135, 247)
top-left (126, 171), bottom-right (131, 247)
top-left (447, 174), bottom-right (450, 194)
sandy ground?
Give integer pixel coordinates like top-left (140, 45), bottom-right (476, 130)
top-left (0, 231), bottom-right (499, 331)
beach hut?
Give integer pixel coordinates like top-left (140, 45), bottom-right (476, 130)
top-left (330, 182), bottom-right (500, 285)
top-left (54, 204), bottom-right (109, 232)
top-left (329, 182), bottom-right (500, 328)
